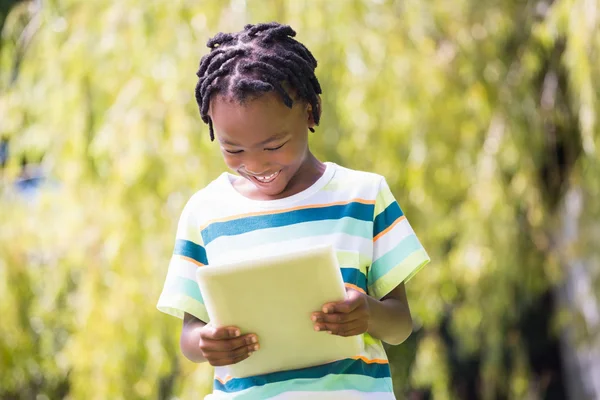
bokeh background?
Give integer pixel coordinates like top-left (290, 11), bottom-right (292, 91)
top-left (1, 0), bottom-right (599, 399)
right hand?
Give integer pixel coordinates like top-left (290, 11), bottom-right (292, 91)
top-left (198, 324), bottom-right (259, 367)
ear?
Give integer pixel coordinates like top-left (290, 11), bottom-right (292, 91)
top-left (306, 96), bottom-right (322, 128)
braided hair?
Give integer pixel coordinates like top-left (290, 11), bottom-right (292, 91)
top-left (195, 22), bottom-right (323, 141)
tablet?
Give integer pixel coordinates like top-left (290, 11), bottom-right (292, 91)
top-left (195, 244), bottom-right (363, 378)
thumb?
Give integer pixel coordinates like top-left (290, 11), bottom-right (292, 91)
top-left (345, 286), bottom-right (363, 300)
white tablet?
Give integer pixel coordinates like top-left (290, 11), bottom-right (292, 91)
top-left (195, 244), bottom-right (363, 378)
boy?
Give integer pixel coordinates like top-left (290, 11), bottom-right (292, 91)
top-left (157, 22), bottom-right (430, 399)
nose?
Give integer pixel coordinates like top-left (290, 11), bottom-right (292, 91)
top-left (244, 166), bottom-right (270, 175)
top-left (243, 158), bottom-right (271, 175)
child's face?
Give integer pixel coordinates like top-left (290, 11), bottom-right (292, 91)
top-left (210, 92), bottom-right (316, 199)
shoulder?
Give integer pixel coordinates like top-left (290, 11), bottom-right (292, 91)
top-left (327, 163), bottom-right (385, 192)
top-left (315, 163), bottom-right (387, 209)
top-left (179, 173), bottom-right (234, 220)
top-left (186, 174), bottom-right (227, 203)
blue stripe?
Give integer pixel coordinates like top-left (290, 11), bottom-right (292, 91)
top-left (373, 202), bottom-right (404, 237)
top-left (202, 202), bottom-right (375, 245)
top-left (341, 268), bottom-right (367, 292)
top-left (214, 358), bottom-right (391, 392)
top-left (174, 239), bottom-right (208, 265)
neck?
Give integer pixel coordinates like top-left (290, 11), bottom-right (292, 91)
top-left (284, 152), bottom-right (325, 194)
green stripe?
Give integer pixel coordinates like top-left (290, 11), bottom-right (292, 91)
top-left (404, 252), bottom-right (430, 282)
top-left (157, 293), bottom-right (209, 323)
top-left (336, 250), bottom-right (359, 267)
top-left (335, 250), bottom-right (372, 271)
top-left (335, 250), bottom-right (370, 274)
top-left (228, 375), bottom-right (394, 399)
top-left (369, 249), bottom-right (430, 299)
top-left (370, 235), bottom-right (423, 281)
top-left (169, 276), bottom-right (205, 304)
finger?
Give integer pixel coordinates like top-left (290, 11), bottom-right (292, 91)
top-left (200, 333), bottom-right (258, 353)
top-left (345, 287), bottom-right (366, 301)
top-left (312, 311), bottom-right (358, 324)
top-left (322, 289), bottom-right (365, 314)
top-left (322, 299), bottom-right (360, 314)
top-left (321, 301), bottom-right (341, 314)
top-left (332, 326), bottom-right (366, 337)
top-left (200, 325), bottom-right (242, 340)
top-left (340, 289), bottom-right (366, 313)
top-left (314, 320), bottom-right (367, 336)
top-left (314, 319), bottom-right (365, 333)
top-left (205, 342), bottom-right (260, 365)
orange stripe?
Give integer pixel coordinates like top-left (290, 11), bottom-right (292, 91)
top-left (373, 215), bottom-right (406, 242)
top-left (215, 375), bottom-right (233, 384)
top-left (200, 198), bottom-right (376, 230)
top-left (216, 359), bottom-right (387, 385)
top-left (216, 359), bottom-right (387, 384)
top-left (344, 283), bottom-right (366, 294)
top-left (352, 355), bottom-right (389, 364)
top-left (176, 255), bottom-right (205, 267)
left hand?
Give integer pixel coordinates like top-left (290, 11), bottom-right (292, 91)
top-left (311, 287), bottom-right (370, 337)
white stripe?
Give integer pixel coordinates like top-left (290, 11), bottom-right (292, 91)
top-left (373, 218), bottom-right (415, 262)
top-left (207, 231), bottom-right (372, 266)
top-left (192, 188), bottom-right (378, 228)
top-left (168, 256), bottom-right (198, 281)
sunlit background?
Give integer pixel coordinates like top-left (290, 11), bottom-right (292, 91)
top-left (1, 0), bottom-right (599, 399)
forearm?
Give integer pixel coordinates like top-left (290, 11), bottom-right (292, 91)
top-left (180, 313), bottom-right (208, 363)
top-left (365, 295), bottom-right (413, 345)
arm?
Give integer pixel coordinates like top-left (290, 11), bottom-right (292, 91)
top-left (313, 178), bottom-right (429, 344)
top-left (313, 283), bottom-right (413, 346)
top-left (180, 313), bottom-right (209, 363)
top-left (365, 283), bottom-right (413, 345)
top-left (180, 312), bottom-right (260, 365)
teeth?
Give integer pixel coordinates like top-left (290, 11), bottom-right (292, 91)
top-left (255, 171), bottom-right (279, 182)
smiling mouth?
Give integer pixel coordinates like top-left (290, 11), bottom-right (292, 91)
top-left (250, 170), bottom-right (280, 184)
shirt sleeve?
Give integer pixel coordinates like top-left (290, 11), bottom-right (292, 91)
top-left (368, 177), bottom-right (431, 300)
top-left (156, 197), bottom-right (210, 322)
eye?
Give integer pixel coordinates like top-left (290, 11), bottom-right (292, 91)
top-left (225, 149), bottom-right (243, 154)
top-left (265, 142), bottom-right (286, 151)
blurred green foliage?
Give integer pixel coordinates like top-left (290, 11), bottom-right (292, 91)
top-left (1, 0), bottom-right (599, 399)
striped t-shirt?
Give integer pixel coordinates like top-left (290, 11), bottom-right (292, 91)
top-left (157, 162), bottom-right (430, 399)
